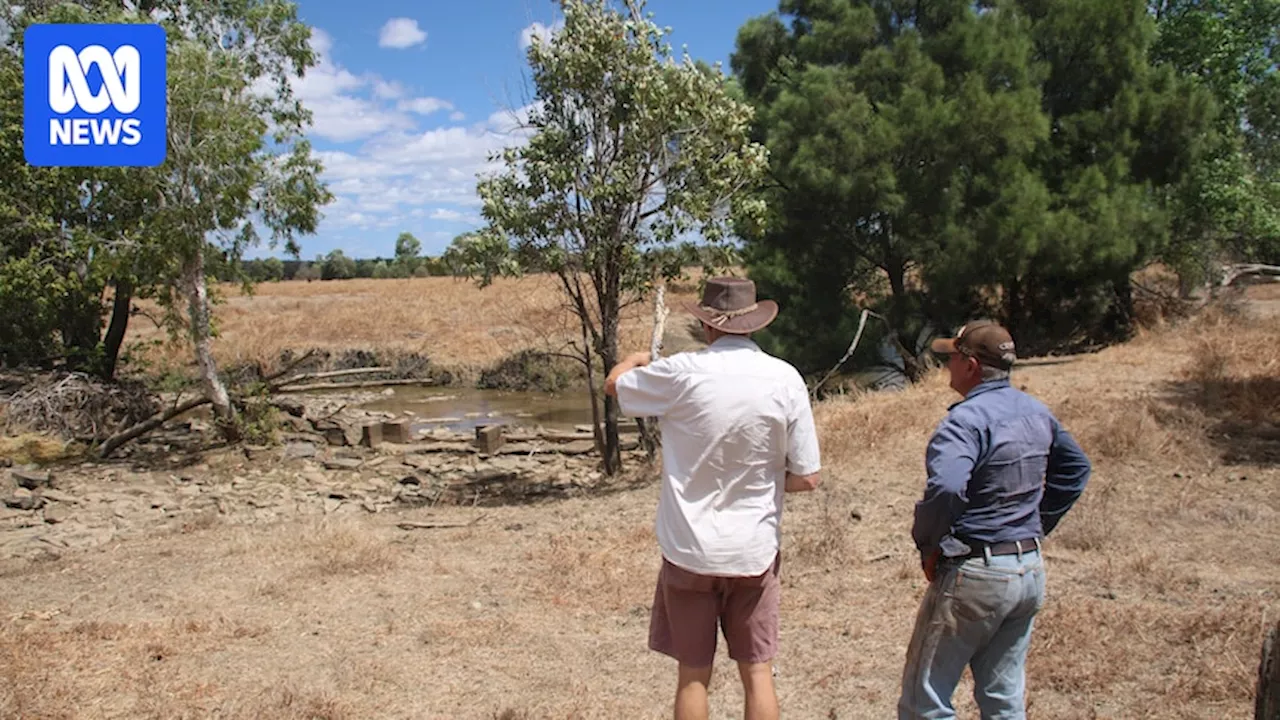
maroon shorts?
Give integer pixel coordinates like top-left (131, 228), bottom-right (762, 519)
top-left (648, 554), bottom-right (781, 667)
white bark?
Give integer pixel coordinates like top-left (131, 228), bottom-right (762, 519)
top-left (181, 249), bottom-right (235, 430)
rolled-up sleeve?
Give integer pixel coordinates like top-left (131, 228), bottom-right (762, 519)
top-left (614, 360), bottom-right (681, 419)
top-left (1041, 420), bottom-right (1091, 535)
top-left (913, 416), bottom-right (979, 555)
top-left (786, 379), bottom-right (821, 476)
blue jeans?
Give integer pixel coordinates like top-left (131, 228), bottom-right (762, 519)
top-left (898, 550), bottom-right (1046, 719)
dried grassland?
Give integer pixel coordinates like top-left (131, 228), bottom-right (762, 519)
top-left (127, 275), bottom-right (706, 377)
top-left (1, 289), bottom-right (1277, 718)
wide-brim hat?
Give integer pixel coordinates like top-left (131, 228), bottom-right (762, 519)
top-left (685, 276), bottom-right (779, 335)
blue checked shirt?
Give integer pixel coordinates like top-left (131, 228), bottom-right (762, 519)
top-left (912, 379), bottom-right (1092, 559)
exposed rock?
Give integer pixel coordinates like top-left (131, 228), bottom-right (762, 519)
top-left (43, 504), bottom-right (72, 524)
top-left (283, 443), bottom-right (318, 460)
top-left (273, 397), bottom-right (307, 417)
top-left (12, 469), bottom-right (53, 490)
top-left (5, 488), bottom-right (45, 511)
top-left (39, 489), bottom-right (77, 504)
top-left (322, 458), bottom-right (362, 471)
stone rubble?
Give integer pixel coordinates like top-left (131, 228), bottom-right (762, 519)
top-left (0, 407), bottom-right (650, 561)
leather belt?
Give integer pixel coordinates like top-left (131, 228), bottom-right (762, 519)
top-left (963, 538), bottom-right (1040, 558)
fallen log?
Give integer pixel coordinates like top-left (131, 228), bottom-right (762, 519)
top-left (274, 378), bottom-right (436, 393)
top-left (275, 367), bottom-right (392, 386)
top-left (98, 396), bottom-right (211, 457)
top-left (1224, 263), bottom-right (1280, 287)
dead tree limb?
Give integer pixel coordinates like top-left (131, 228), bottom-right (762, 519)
top-left (260, 349), bottom-right (320, 385)
top-left (275, 366), bottom-right (391, 386)
top-left (274, 378), bottom-right (435, 393)
top-left (810, 309), bottom-right (873, 398)
top-left (1224, 263), bottom-right (1280, 287)
top-left (97, 395), bottom-right (211, 457)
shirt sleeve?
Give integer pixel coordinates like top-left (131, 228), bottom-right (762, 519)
top-left (1041, 418), bottom-right (1092, 535)
top-left (786, 378), bottom-right (821, 476)
top-left (614, 360), bottom-right (682, 419)
top-left (912, 414), bottom-right (980, 556)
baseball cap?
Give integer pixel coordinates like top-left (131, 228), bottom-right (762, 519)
top-left (930, 320), bottom-right (1017, 370)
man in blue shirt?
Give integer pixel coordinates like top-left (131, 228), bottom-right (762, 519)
top-left (898, 320), bottom-right (1092, 720)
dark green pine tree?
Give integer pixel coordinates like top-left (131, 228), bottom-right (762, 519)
top-left (732, 0), bottom-right (1052, 374)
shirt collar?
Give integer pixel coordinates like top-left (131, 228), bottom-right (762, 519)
top-left (948, 378), bottom-right (1011, 409)
top-left (709, 334), bottom-right (760, 351)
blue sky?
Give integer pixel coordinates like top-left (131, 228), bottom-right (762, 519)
top-left (271, 0), bottom-right (779, 260)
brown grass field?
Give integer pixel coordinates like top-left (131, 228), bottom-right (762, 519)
top-left (127, 275), bottom-right (708, 377)
top-left (1, 281), bottom-right (1278, 719)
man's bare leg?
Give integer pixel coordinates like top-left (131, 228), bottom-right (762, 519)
top-left (738, 661), bottom-right (779, 720)
top-left (675, 663), bottom-right (713, 720)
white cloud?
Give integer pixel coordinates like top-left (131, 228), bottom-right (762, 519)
top-left (519, 20), bottom-right (563, 49)
top-left (291, 28), bottom-right (416, 141)
top-left (429, 208), bottom-right (480, 223)
top-left (314, 103), bottom-right (541, 235)
top-left (399, 97), bottom-right (455, 116)
top-left (379, 18), bottom-right (427, 49)
top-left (449, 110), bottom-right (466, 122)
top-left (372, 78), bottom-right (406, 100)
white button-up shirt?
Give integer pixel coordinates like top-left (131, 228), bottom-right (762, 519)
top-left (615, 335), bottom-right (822, 576)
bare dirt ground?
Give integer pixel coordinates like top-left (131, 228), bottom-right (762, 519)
top-left (2, 287), bottom-right (1277, 719)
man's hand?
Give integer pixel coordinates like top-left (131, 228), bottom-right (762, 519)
top-left (922, 550), bottom-right (941, 583)
top-left (604, 351), bottom-right (653, 397)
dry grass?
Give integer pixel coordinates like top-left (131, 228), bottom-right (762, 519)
top-left (0, 293), bottom-right (1276, 718)
top-left (0, 432), bottom-right (73, 465)
top-left (127, 274), bottom-right (706, 378)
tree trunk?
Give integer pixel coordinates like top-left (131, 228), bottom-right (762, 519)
top-left (1259, 618), bottom-right (1280, 720)
top-left (600, 322), bottom-right (621, 475)
top-left (100, 276), bottom-right (133, 381)
top-left (181, 250), bottom-right (238, 440)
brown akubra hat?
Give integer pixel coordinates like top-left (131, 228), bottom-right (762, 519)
top-left (685, 277), bottom-right (779, 335)
top-left (930, 319), bottom-right (1017, 370)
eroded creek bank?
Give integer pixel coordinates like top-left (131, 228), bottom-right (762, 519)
top-left (0, 388), bottom-right (646, 561)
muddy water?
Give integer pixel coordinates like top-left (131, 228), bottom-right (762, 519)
top-left (358, 386), bottom-right (598, 432)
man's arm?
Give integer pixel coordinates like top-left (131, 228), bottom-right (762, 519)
top-left (785, 471), bottom-right (821, 493)
top-left (604, 351), bottom-right (651, 398)
top-left (912, 417), bottom-right (979, 558)
top-left (784, 376), bottom-right (822, 493)
top-left (1040, 421), bottom-right (1091, 535)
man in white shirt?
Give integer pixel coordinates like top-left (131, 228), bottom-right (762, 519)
top-left (605, 276), bottom-right (822, 720)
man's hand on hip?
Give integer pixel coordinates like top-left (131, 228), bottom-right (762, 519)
top-left (922, 550), bottom-right (941, 582)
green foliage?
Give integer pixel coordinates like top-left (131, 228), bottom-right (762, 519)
top-left (321, 250), bottom-right (357, 280)
top-left (394, 231), bottom-right (422, 275)
top-left (734, 0), bottom-right (1219, 371)
top-left (0, 0), bottom-right (330, 389)
top-left (1150, 0), bottom-right (1280, 270)
top-left (475, 0), bottom-right (768, 472)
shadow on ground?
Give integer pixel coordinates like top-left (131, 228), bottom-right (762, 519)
top-left (1162, 376), bottom-right (1280, 464)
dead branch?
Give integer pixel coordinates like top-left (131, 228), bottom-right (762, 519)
top-left (260, 349), bottom-right (320, 384)
top-left (97, 395), bottom-right (210, 457)
top-left (811, 308), bottom-right (874, 398)
top-left (275, 366), bottom-right (392, 386)
top-left (1223, 263), bottom-right (1280, 287)
top-left (274, 378), bottom-right (436, 393)
top-left (397, 513), bottom-right (487, 531)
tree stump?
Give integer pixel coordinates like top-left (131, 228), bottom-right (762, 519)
top-left (1260, 619), bottom-right (1280, 720)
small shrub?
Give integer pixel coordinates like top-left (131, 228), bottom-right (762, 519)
top-left (478, 350), bottom-right (581, 393)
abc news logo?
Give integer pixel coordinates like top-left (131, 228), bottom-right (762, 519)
top-left (24, 24), bottom-right (167, 167)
